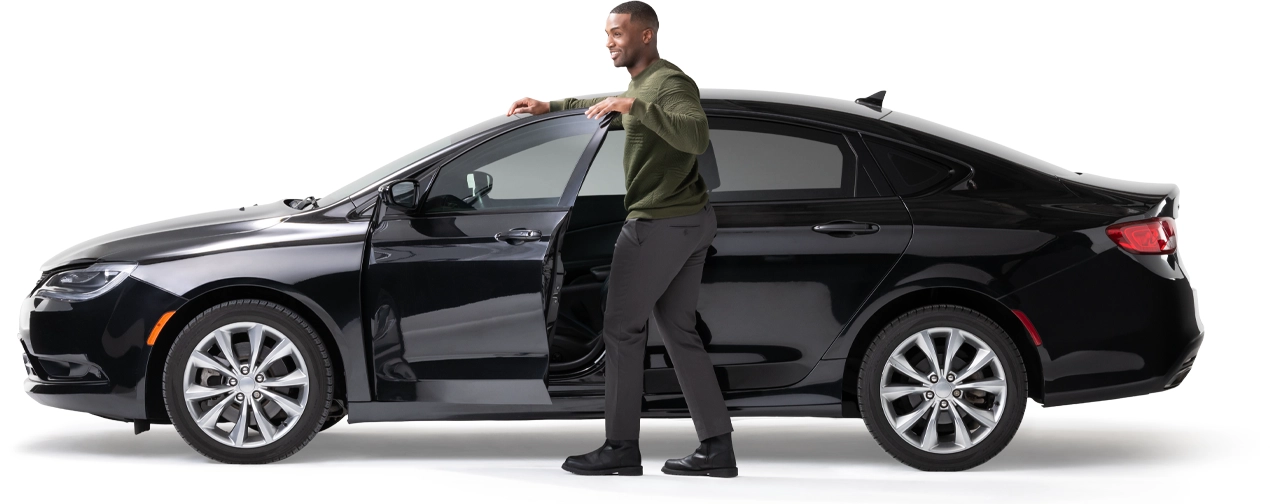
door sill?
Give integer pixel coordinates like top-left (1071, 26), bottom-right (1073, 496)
top-left (547, 383), bottom-right (605, 397)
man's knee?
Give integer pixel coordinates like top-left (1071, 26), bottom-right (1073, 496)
top-left (603, 314), bottom-right (650, 344)
top-left (653, 293), bottom-right (698, 323)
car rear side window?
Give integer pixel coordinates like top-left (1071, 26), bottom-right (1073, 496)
top-left (579, 117), bottom-right (883, 202)
top-left (863, 136), bottom-right (969, 196)
top-left (423, 116), bottom-right (596, 213)
top-left (705, 118), bottom-right (880, 202)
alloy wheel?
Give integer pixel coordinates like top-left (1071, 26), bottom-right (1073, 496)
top-left (182, 321), bottom-right (310, 448)
top-left (879, 326), bottom-right (1008, 454)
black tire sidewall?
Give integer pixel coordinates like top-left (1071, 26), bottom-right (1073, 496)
top-left (162, 300), bottom-right (332, 464)
top-left (858, 305), bottom-right (1027, 471)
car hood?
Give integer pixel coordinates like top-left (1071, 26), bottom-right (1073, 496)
top-left (41, 200), bottom-right (297, 271)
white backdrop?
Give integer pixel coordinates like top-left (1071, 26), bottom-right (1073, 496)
top-left (1, 1), bottom-right (1265, 502)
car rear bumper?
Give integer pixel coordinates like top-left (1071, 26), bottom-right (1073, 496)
top-left (1040, 331), bottom-right (1201, 407)
top-left (1004, 248), bottom-right (1203, 407)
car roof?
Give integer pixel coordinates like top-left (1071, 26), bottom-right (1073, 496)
top-left (700, 88), bottom-right (890, 120)
top-left (559, 88), bottom-right (892, 133)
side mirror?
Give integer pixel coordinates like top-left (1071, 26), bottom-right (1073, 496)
top-left (380, 180), bottom-right (419, 210)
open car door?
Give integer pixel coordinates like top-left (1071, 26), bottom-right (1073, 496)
top-left (364, 113), bottom-right (610, 405)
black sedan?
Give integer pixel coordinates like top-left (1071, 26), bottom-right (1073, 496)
top-left (19, 89), bottom-right (1202, 470)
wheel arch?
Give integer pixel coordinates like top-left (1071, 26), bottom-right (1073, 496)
top-left (837, 287), bottom-right (1043, 417)
top-left (144, 283), bottom-right (348, 422)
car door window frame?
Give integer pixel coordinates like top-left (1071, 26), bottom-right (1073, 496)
top-left (573, 109), bottom-right (905, 206)
top-left (703, 116), bottom-right (859, 203)
top-left (699, 112), bottom-right (893, 204)
top-left (376, 113), bottom-right (608, 220)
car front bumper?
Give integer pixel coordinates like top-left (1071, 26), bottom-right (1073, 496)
top-left (20, 276), bottom-right (184, 421)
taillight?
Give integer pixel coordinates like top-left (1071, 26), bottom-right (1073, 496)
top-left (1106, 216), bottom-right (1177, 254)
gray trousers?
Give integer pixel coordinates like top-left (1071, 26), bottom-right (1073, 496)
top-left (603, 203), bottom-right (734, 442)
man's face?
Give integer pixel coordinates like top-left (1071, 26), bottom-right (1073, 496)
top-left (605, 13), bottom-right (647, 68)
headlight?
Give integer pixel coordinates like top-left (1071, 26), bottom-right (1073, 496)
top-left (34, 263), bottom-right (138, 302)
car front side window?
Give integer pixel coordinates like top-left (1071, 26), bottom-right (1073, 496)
top-left (422, 116), bottom-right (597, 213)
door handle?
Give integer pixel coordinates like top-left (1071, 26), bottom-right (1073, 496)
top-left (812, 221), bottom-right (880, 237)
top-left (495, 228), bottom-right (542, 244)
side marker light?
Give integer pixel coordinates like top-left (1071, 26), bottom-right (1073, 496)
top-left (1012, 309), bottom-right (1043, 346)
top-left (147, 311), bottom-right (176, 346)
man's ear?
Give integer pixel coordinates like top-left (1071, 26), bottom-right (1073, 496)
top-left (642, 27), bottom-right (654, 45)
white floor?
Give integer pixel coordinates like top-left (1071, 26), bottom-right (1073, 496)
top-left (0, 375), bottom-right (1253, 503)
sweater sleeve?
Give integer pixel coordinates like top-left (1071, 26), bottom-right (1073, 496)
top-left (549, 96), bottom-right (608, 111)
top-left (626, 76), bottom-right (709, 155)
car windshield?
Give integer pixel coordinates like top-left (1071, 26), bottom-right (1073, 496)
top-left (319, 114), bottom-right (522, 205)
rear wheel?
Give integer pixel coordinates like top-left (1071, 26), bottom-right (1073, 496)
top-left (163, 299), bottom-right (333, 464)
top-left (858, 305), bottom-right (1026, 471)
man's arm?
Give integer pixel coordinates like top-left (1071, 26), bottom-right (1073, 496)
top-left (626, 76), bottom-right (709, 155)
top-left (506, 96), bottom-right (609, 116)
top-left (550, 97), bottom-right (608, 112)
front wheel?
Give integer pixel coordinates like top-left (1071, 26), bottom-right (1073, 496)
top-left (163, 300), bottom-right (334, 464)
top-left (858, 305), bottom-right (1027, 471)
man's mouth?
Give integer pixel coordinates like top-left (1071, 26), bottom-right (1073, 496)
top-left (610, 51), bottom-right (620, 60)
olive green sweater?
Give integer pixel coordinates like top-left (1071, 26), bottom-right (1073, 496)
top-left (550, 59), bottom-right (710, 220)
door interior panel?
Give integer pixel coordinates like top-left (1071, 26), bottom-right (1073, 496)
top-left (548, 194), bottom-right (625, 378)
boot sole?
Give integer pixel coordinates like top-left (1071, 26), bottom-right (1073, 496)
top-left (561, 463), bottom-right (643, 476)
top-left (661, 466), bottom-right (739, 478)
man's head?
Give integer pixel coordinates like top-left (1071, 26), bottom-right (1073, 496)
top-left (606, 1), bottom-right (658, 68)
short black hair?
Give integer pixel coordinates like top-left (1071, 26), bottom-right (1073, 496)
top-left (611, 1), bottom-right (658, 32)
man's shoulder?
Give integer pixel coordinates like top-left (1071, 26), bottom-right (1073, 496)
top-left (650, 59), bottom-right (693, 81)
top-left (646, 60), bottom-right (699, 94)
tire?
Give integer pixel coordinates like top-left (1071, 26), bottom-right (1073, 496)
top-left (163, 299), bottom-right (334, 464)
top-left (857, 305), bottom-right (1027, 471)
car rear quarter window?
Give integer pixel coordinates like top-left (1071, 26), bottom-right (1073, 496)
top-left (864, 136), bottom-right (970, 196)
top-left (581, 117), bottom-right (883, 202)
top-left (894, 127), bottom-right (1045, 194)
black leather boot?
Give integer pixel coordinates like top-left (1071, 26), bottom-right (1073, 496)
top-left (662, 432), bottom-right (738, 477)
top-left (561, 438), bottom-right (643, 475)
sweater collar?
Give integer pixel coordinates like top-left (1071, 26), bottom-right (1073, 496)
top-left (630, 58), bottom-right (669, 83)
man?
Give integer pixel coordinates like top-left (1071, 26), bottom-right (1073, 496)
top-left (506, 1), bottom-right (737, 478)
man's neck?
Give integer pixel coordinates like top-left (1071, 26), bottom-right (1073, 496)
top-left (626, 52), bottom-right (661, 79)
